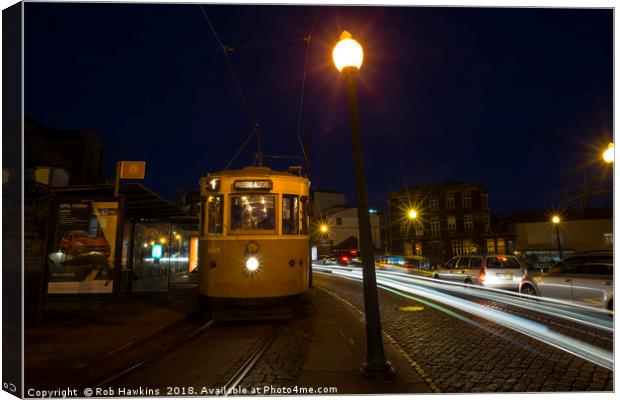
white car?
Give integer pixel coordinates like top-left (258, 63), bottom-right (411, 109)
top-left (434, 255), bottom-right (525, 290)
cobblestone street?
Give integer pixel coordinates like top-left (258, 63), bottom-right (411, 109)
top-left (314, 272), bottom-right (613, 393)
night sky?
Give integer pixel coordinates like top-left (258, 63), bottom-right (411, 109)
top-left (25, 3), bottom-right (613, 213)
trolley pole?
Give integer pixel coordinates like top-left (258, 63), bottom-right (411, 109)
top-left (342, 66), bottom-right (395, 380)
top-left (554, 223), bottom-right (563, 260)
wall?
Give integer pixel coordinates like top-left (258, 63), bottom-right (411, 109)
top-left (514, 219), bottom-right (613, 252)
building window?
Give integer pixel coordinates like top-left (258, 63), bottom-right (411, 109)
top-left (487, 239), bottom-right (495, 254)
top-left (415, 223), bottom-right (424, 237)
top-left (462, 192), bottom-right (472, 208)
top-left (452, 240), bottom-right (463, 256)
top-left (447, 215), bottom-right (456, 230)
top-left (431, 217), bottom-right (440, 235)
top-left (604, 233), bottom-right (613, 244)
top-left (445, 194), bottom-right (455, 209)
top-left (463, 239), bottom-right (473, 254)
top-left (415, 242), bottom-right (422, 255)
top-left (404, 242), bottom-right (413, 256)
top-left (430, 196), bottom-right (439, 209)
top-left (464, 215), bottom-right (474, 231)
top-left (483, 193), bottom-right (489, 209)
top-left (497, 238), bottom-right (506, 255)
top-left (336, 218), bottom-right (342, 225)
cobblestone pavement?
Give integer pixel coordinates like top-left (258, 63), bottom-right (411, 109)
top-left (234, 307), bottom-right (315, 388)
top-left (314, 272), bottom-right (613, 393)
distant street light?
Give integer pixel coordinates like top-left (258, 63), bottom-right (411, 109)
top-left (408, 209), bottom-right (418, 220)
top-left (551, 215), bottom-right (562, 260)
top-left (602, 142), bottom-right (614, 164)
top-left (333, 30), bottom-right (395, 380)
top-left (320, 224), bottom-right (329, 234)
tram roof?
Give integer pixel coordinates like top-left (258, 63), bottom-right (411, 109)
top-left (209, 166), bottom-right (306, 179)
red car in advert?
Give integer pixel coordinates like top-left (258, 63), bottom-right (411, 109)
top-left (59, 230), bottom-right (111, 258)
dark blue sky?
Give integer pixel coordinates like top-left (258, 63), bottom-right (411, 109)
top-left (25, 4), bottom-right (613, 213)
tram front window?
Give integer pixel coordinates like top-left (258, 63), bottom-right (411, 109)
top-left (231, 195), bottom-right (276, 232)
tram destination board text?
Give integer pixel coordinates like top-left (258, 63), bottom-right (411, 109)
top-left (233, 180), bottom-right (273, 191)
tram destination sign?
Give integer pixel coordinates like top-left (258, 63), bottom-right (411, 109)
top-left (234, 180), bottom-right (273, 191)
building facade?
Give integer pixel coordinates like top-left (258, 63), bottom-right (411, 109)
top-left (388, 182), bottom-right (514, 265)
top-left (512, 208), bottom-right (613, 269)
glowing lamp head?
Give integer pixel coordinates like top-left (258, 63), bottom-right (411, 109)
top-left (320, 224), bottom-right (328, 233)
top-left (408, 209), bottom-right (418, 220)
top-left (246, 256), bottom-right (259, 271)
top-left (552, 215), bottom-right (560, 224)
top-left (332, 31), bottom-right (364, 72)
top-left (603, 142), bottom-right (614, 164)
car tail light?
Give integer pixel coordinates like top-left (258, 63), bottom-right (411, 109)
top-left (478, 267), bottom-right (486, 283)
top-left (341, 256), bottom-right (349, 263)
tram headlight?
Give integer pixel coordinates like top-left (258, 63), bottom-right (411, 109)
top-left (246, 256), bottom-right (259, 271)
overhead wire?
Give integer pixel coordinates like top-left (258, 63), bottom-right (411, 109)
top-left (198, 5), bottom-right (255, 127)
top-left (296, 7), bottom-right (321, 163)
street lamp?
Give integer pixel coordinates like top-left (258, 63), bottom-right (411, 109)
top-left (333, 30), bottom-right (395, 380)
top-left (320, 224), bottom-right (329, 234)
top-left (551, 215), bottom-right (562, 260)
top-left (602, 142), bottom-right (614, 164)
top-left (408, 209), bottom-right (418, 220)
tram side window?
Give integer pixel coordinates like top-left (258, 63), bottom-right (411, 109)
top-left (300, 196), bottom-right (309, 235)
top-left (231, 195), bottom-right (276, 232)
top-left (282, 195), bottom-right (299, 235)
top-left (207, 195), bottom-right (223, 234)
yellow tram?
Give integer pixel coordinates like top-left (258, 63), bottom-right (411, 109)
top-left (198, 166), bottom-right (310, 308)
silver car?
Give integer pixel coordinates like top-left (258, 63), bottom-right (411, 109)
top-left (434, 255), bottom-right (525, 290)
top-left (519, 252), bottom-right (613, 310)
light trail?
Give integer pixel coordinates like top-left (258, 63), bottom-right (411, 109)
top-left (313, 265), bottom-right (614, 371)
top-left (313, 264), bottom-right (613, 331)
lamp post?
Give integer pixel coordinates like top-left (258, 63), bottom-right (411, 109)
top-left (333, 30), bottom-right (395, 380)
top-left (552, 215), bottom-right (562, 260)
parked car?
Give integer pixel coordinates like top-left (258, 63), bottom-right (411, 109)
top-left (519, 251), bottom-right (613, 310)
top-left (59, 230), bottom-right (111, 258)
top-left (434, 255), bottom-right (525, 290)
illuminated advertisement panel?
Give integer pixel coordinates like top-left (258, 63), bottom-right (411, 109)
top-left (47, 199), bottom-right (121, 294)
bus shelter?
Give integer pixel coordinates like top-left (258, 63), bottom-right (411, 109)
top-left (43, 183), bottom-right (199, 298)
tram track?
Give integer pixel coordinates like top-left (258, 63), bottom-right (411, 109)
top-left (218, 322), bottom-right (281, 395)
top-left (93, 318), bottom-right (216, 389)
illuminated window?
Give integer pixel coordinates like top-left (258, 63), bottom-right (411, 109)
top-left (429, 196), bottom-right (439, 209)
top-left (604, 233), bottom-right (613, 244)
top-left (207, 195), bottom-right (223, 234)
top-left (464, 215), bottom-right (474, 231)
top-left (451, 240), bottom-right (463, 256)
top-left (415, 242), bottom-right (422, 255)
top-left (497, 238), bottom-right (506, 255)
top-left (231, 195), bottom-right (276, 232)
top-left (447, 216), bottom-right (456, 230)
top-left (463, 239), bottom-right (473, 254)
top-left (431, 217), bottom-right (440, 235)
top-left (462, 192), bottom-right (472, 208)
top-left (487, 239), bottom-right (496, 254)
top-left (445, 194), bottom-right (455, 209)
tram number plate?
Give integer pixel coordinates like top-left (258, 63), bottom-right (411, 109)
top-left (234, 180), bottom-right (273, 191)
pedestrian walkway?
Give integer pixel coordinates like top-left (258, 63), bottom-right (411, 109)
top-left (298, 287), bottom-right (433, 394)
top-left (25, 283), bottom-right (432, 394)
top-left (25, 284), bottom-right (199, 389)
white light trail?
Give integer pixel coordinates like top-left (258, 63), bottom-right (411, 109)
top-left (314, 265), bottom-right (614, 371)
